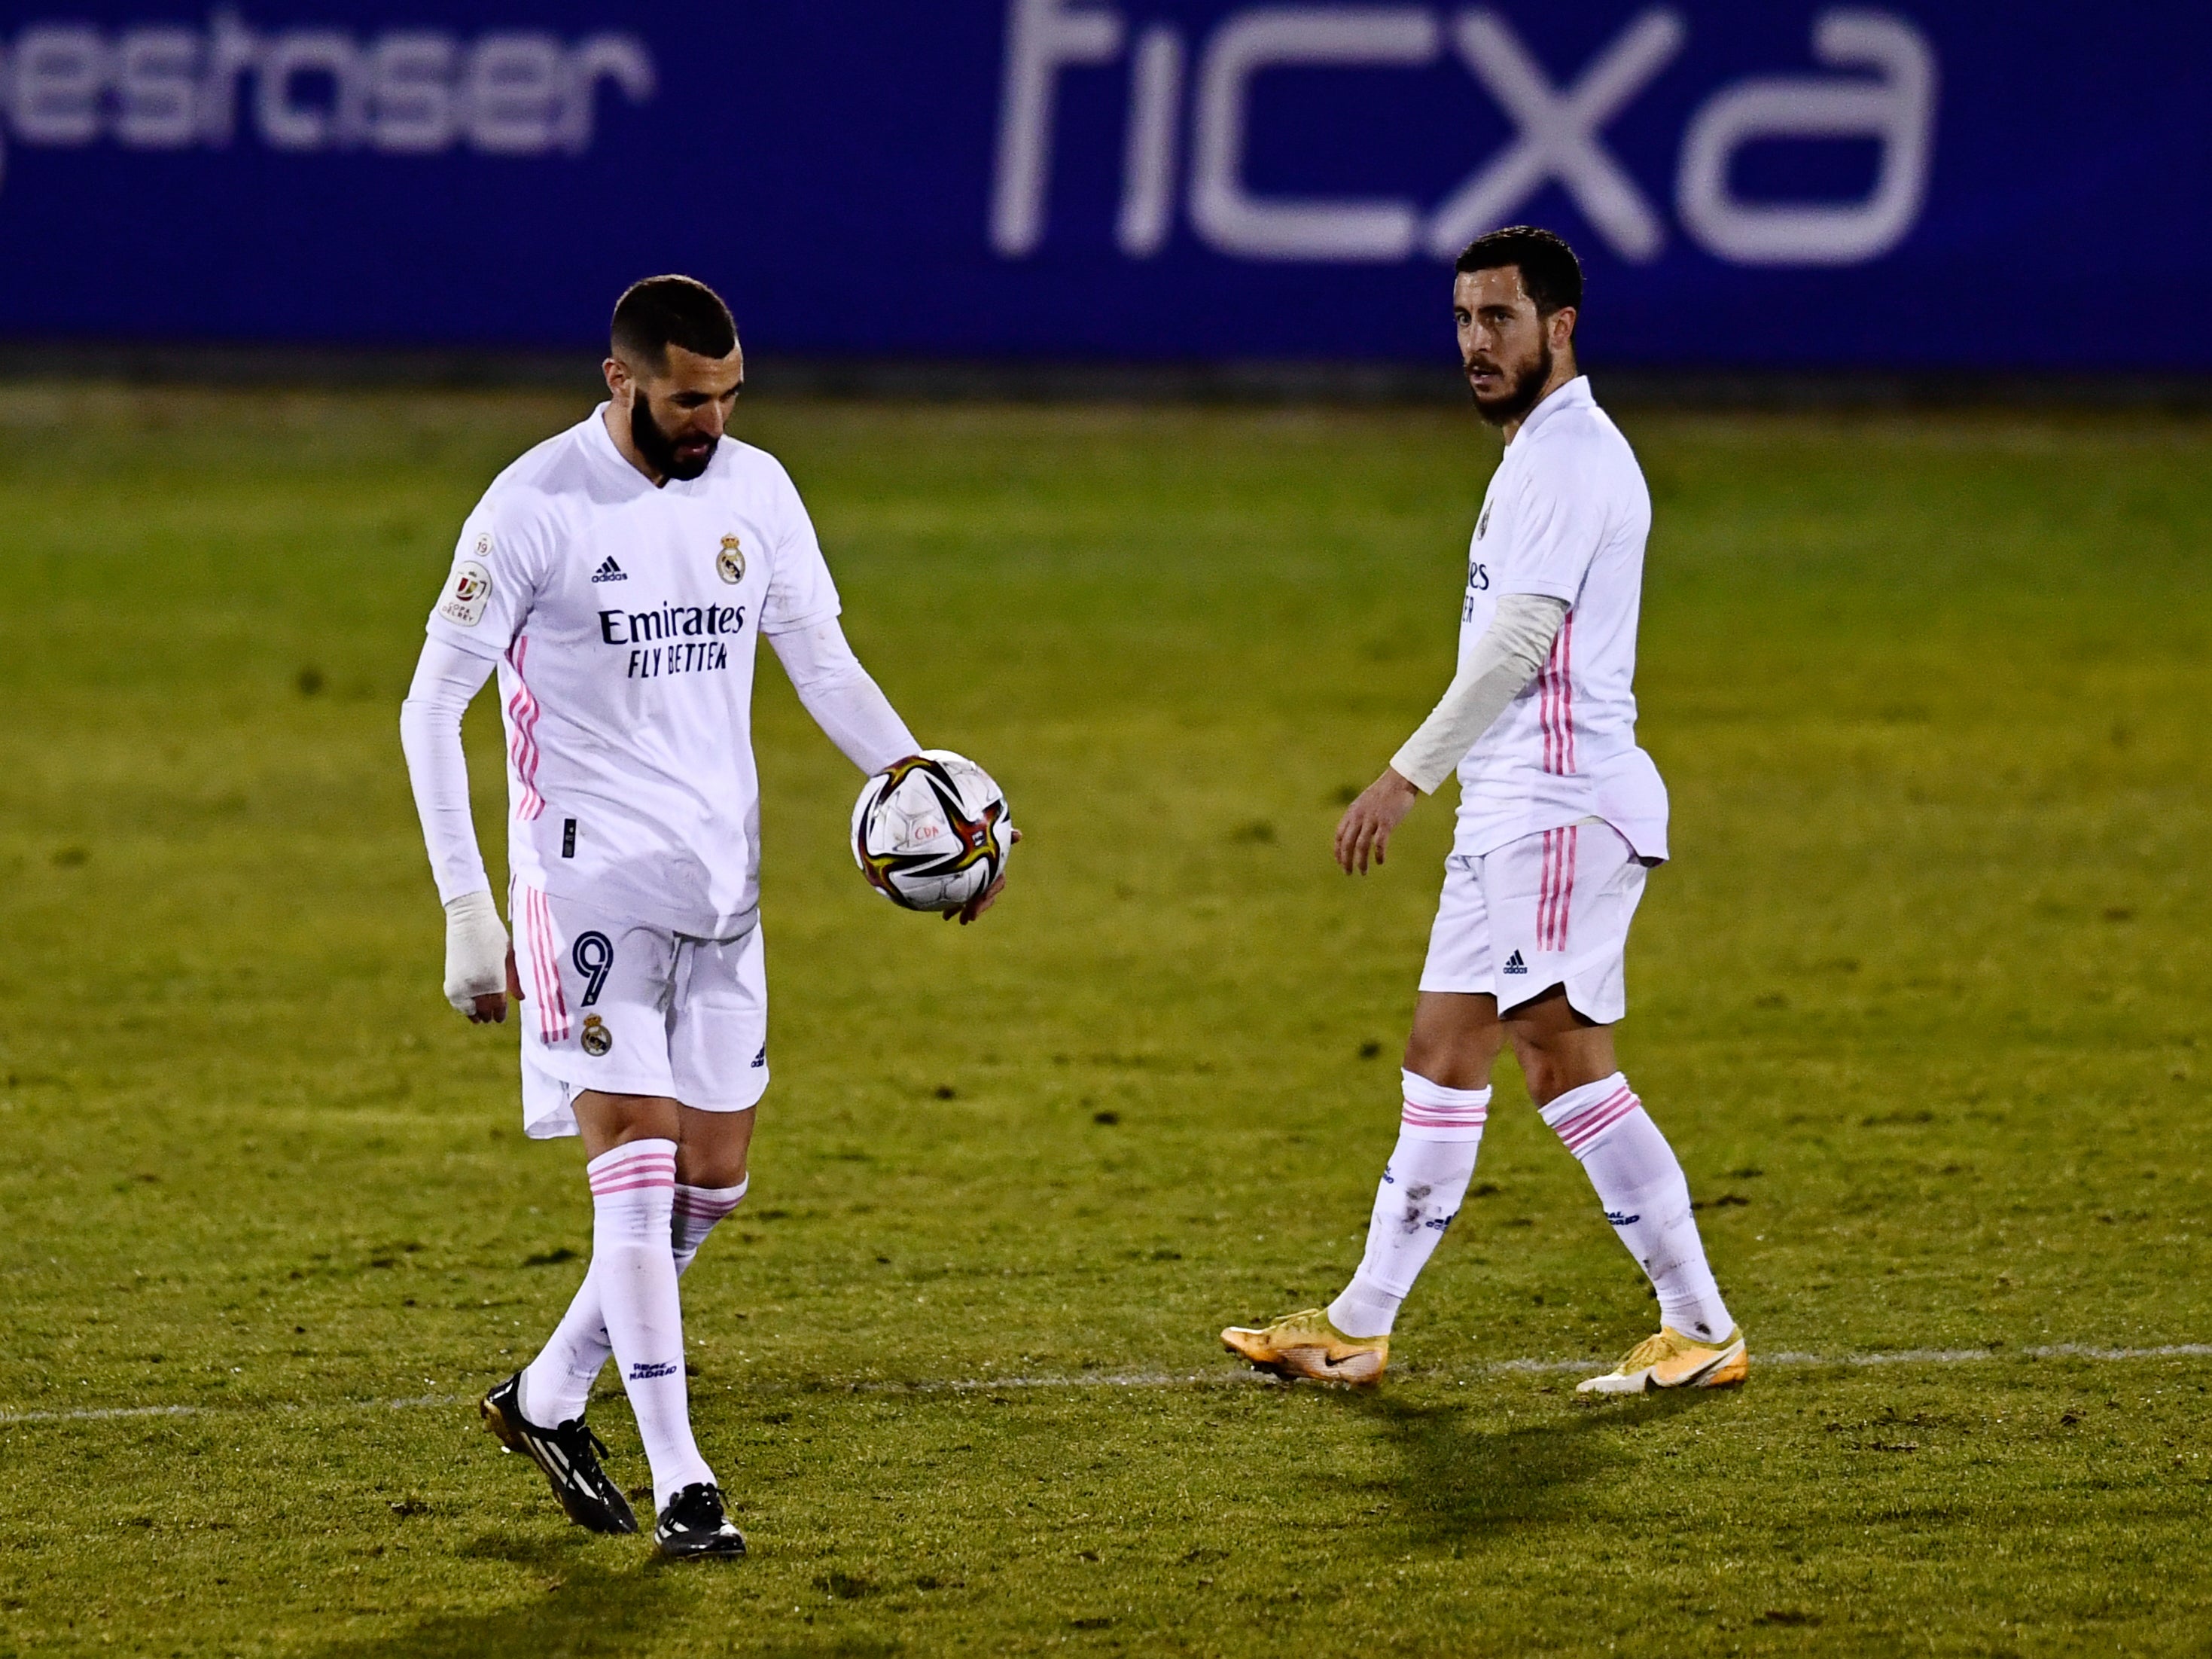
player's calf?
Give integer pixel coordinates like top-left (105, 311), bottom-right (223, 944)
top-left (518, 1173), bottom-right (751, 1426)
top-left (1541, 1072), bottom-right (1736, 1347)
top-left (582, 1139), bottom-right (720, 1513)
top-left (1223, 1070), bottom-right (1488, 1384)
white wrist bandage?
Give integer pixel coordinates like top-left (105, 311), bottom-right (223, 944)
top-left (443, 889), bottom-right (509, 1014)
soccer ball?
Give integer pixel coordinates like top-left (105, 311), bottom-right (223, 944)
top-left (850, 751), bottom-right (1012, 912)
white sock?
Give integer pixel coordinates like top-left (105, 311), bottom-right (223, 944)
top-left (580, 1139), bottom-right (713, 1510)
top-left (1327, 1071), bottom-right (1489, 1338)
top-left (519, 1269), bottom-right (614, 1430)
top-left (519, 1176), bottom-right (749, 1429)
top-left (1541, 1073), bottom-right (1735, 1343)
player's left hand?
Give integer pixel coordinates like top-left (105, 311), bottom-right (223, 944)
top-left (1334, 769), bottom-right (1419, 874)
top-left (945, 828), bottom-right (1022, 925)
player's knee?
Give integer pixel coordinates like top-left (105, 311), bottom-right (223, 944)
top-left (1401, 1032), bottom-right (1491, 1092)
top-left (675, 1105), bottom-right (755, 1188)
top-left (571, 1093), bottom-right (684, 1163)
top-left (1403, 991), bottom-right (1503, 1089)
top-left (1507, 1022), bottom-right (1616, 1109)
top-left (1514, 1048), bottom-right (1570, 1106)
top-left (678, 1150), bottom-right (749, 1189)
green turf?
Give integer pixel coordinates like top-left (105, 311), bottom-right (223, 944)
top-left (0, 388), bottom-right (2207, 1655)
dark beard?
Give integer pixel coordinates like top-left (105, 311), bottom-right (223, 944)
top-left (629, 395), bottom-right (716, 481)
top-left (1470, 338), bottom-right (1553, 428)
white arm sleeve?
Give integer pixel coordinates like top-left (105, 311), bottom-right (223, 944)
top-left (1388, 593), bottom-right (1569, 794)
top-left (398, 638), bottom-right (498, 904)
top-left (769, 618), bottom-right (922, 775)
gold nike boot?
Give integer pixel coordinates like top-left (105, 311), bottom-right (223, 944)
top-left (1575, 1326), bottom-right (1748, 1395)
top-left (1220, 1308), bottom-right (1389, 1384)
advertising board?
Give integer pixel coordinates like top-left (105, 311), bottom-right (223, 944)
top-left (0, 4), bottom-right (2203, 366)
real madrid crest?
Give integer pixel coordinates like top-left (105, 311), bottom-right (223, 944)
top-left (1476, 502), bottom-right (1492, 540)
top-left (716, 534), bottom-right (745, 584)
top-left (580, 1014), bottom-right (614, 1057)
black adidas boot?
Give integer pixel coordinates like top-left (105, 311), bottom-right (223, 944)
top-left (654, 1481), bottom-right (747, 1559)
top-left (479, 1371), bottom-right (639, 1535)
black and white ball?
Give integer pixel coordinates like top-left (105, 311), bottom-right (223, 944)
top-left (851, 751), bottom-right (1012, 912)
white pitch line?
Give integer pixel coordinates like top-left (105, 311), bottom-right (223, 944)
top-left (3, 1346), bottom-right (2207, 1427)
top-left (845, 1371), bottom-right (1261, 1394)
top-left (1760, 1343), bottom-right (2212, 1368)
top-left (0, 1394), bottom-right (471, 1427)
top-left (0, 1404), bottom-right (203, 1426)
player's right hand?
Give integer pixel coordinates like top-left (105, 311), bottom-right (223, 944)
top-left (1334, 768), bottom-right (1420, 875)
top-left (443, 889), bottom-right (513, 1023)
top-left (471, 947), bottom-right (525, 1025)
top-left (944, 827), bottom-right (1022, 926)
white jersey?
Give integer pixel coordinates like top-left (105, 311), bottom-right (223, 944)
top-left (424, 407), bottom-right (841, 937)
top-left (1453, 377), bottom-right (1668, 862)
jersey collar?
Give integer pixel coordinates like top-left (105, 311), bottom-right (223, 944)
top-left (1510, 374), bottom-right (1594, 445)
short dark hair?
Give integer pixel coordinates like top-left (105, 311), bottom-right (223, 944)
top-left (611, 275), bottom-right (738, 367)
top-left (1454, 227), bottom-right (1583, 316)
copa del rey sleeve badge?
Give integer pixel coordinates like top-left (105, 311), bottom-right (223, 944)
top-left (439, 535), bottom-right (495, 627)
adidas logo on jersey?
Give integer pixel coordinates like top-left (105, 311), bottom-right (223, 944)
top-left (590, 557), bottom-right (628, 583)
top-left (1502, 950), bottom-right (1528, 975)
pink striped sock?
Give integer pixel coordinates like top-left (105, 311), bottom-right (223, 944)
top-left (582, 1139), bottom-right (713, 1510)
top-left (1328, 1072), bottom-right (1489, 1337)
top-left (521, 1175), bottom-right (750, 1429)
top-left (1541, 1074), bottom-right (1734, 1342)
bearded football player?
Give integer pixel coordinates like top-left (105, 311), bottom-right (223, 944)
top-left (1222, 227), bottom-right (1744, 1395)
top-left (400, 276), bottom-right (1007, 1557)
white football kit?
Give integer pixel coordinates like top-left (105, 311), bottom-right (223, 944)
top-left (408, 407), bottom-right (914, 1136)
top-left (1300, 375), bottom-right (1740, 1371)
top-left (1418, 377), bottom-right (1666, 1023)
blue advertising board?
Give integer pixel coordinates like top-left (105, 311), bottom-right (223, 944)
top-left (0, 3), bottom-right (2204, 367)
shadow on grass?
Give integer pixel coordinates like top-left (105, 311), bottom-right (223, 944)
top-left (1341, 1388), bottom-right (1704, 1543)
top-left (305, 1532), bottom-right (906, 1659)
top-left (305, 1532), bottom-right (701, 1659)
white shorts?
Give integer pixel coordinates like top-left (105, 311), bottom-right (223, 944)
top-left (1418, 819), bottom-right (1647, 1024)
top-left (510, 883), bottom-right (770, 1139)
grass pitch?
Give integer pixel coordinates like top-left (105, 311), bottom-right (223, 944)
top-left (0, 387), bottom-right (2207, 1655)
